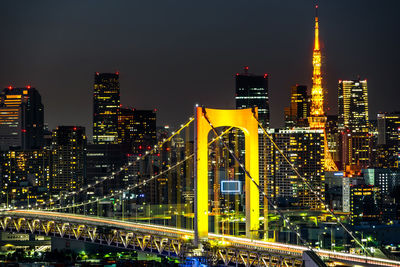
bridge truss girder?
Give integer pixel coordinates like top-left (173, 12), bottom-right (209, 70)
top-left (0, 215), bottom-right (189, 258)
top-left (0, 214), bottom-right (306, 266)
top-left (210, 248), bottom-right (303, 267)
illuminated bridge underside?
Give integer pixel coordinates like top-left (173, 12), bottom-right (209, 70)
top-left (1, 211), bottom-right (400, 267)
top-left (0, 211), bottom-right (302, 266)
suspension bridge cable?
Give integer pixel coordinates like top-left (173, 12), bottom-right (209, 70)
top-left (42, 117), bottom-right (195, 206)
top-left (256, 116), bottom-right (370, 255)
top-left (201, 107), bottom-right (314, 251)
top-left (44, 154), bottom-right (194, 211)
top-left (44, 126), bottom-right (234, 211)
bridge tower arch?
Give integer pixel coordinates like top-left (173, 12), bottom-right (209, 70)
top-left (194, 107), bottom-right (259, 243)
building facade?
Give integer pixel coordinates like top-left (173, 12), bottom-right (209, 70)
top-left (131, 109), bottom-right (157, 155)
top-left (284, 85), bottom-right (309, 128)
top-left (93, 72), bottom-right (120, 144)
top-left (350, 185), bottom-right (381, 225)
top-left (338, 79), bottom-right (369, 132)
top-left (376, 112), bottom-right (400, 168)
top-left (235, 67), bottom-right (269, 127)
top-left (338, 79), bottom-right (370, 170)
top-left (264, 128), bottom-right (325, 210)
top-left (0, 86), bottom-right (44, 150)
top-left (51, 126), bottom-right (86, 192)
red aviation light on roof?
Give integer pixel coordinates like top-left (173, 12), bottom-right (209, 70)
top-left (8, 86), bottom-right (12, 90)
top-left (27, 85), bottom-right (31, 89)
top-left (73, 127), bottom-right (77, 131)
top-left (264, 74), bottom-right (268, 78)
top-left (96, 72), bottom-right (99, 75)
top-left (116, 71), bottom-right (120, 75)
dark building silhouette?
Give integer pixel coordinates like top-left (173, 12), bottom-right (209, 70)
top-left (131, 109), bottom-right (157, 155)
top-left (93, 72), bottom-right (120, 144)
top-left (350, 185), bottom-right (381, 225)
top-left (235, 66), bottom-right (269, 127)
top-left (86, 144), bottom-right (127, 195)
top-left (118, 107), bottom-right (135, 153)
top-left (376, 112), bottom-right (400, 168)
top-left (284, 85), bottom-right (309, 128)
top-left (0, 86), bottom-right (44, 150)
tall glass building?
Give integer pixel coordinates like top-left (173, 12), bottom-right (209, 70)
top-left (338, 79), bottom-right (369, 132)
top-left (235, 66), bottom-right (269, 127)
top-left (0, 86), bottom-right (44, 150)
top-left (93, 72), bottom-right (120, 144)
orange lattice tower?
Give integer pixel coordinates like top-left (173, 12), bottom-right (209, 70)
top-left (308, 5), bottom-right (326, 129)
top-left (308, 5), bottom-right (338, 171)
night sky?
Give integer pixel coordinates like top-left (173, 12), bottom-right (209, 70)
top-left (0, 0), bottom-right (399, 140)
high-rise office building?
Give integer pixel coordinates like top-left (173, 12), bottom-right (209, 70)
top-left (118, 107), bottom-right (135, 153)
top-left (51, 126), bottom-right (86, 192)
top-left (338, 79), bottom-right (369, 132)
top-left (284, 85), bottom-right (309, 128)
top-left (131, 110), bottom-right (157, 155)
top-left (363, 168), bottom-right (400, 196)
top-left (338, 79), bottom-right (370, 170)
top-left (93, 72), bottom-right (120, 144)
top-left (341, 131), bottom-right (371, 171)
top-left (235, 66), bottom-right (269, 127)
top-left (326, 115), bottom-right (341, 163)
top-left (349, 185), bottom-right (381, 225)
top-left (0, 86), bottom-right (44, 150)
top-left (264, 128), bottom-right (325, 210)
top-left (86, 144), bottom-right (127, 195)
top-left (0, 148), bottom-right (51, 206)
top-left (376, 112), bottom-right (400, 168)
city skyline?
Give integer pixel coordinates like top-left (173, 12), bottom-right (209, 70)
top-left (0, 0), bottom-right (399, 138)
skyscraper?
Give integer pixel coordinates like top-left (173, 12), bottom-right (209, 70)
top-left (131, 109), bottom-right (157, 155)
top-left (349, 185), bottom-right (381, 225)
top-left (118, 107), bottom-right (135, 153)
top-left (338, 79), bottom-right (369, 132)
top-left (235, 66), bottom-right (269, 127)
top-left (376, 112), bottom-right (400, 168)
top-left (284, 84), bottom-right (309, 128)
top-left (51, 126), bottom-right (86, 192)
top-left (86, 143), bottom-right (127, 195)
top-left (0, 148), bottom-right (51, 206)
top-left (338, 79), bottom-right (370, 170)
top-left (93, 72), bottom-right (120, 144)
top-left (265, 128), bottom-right (325, 210)
top-left (0, 86), bottom-right (44, 150)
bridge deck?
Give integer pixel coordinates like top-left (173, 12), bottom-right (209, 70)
top-left (0, 210), bottom-right (399, 267)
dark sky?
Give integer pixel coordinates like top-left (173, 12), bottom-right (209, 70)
top-left (0, 0), bottom-right (399, 140)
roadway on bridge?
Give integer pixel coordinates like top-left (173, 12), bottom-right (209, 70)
top-left (2, 210), bottom-right (400, 267)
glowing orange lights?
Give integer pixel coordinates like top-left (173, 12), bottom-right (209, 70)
top-left (307, 5), bottom-right (338, 171)
top-left (309, 5), bottom-right (325, 130)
